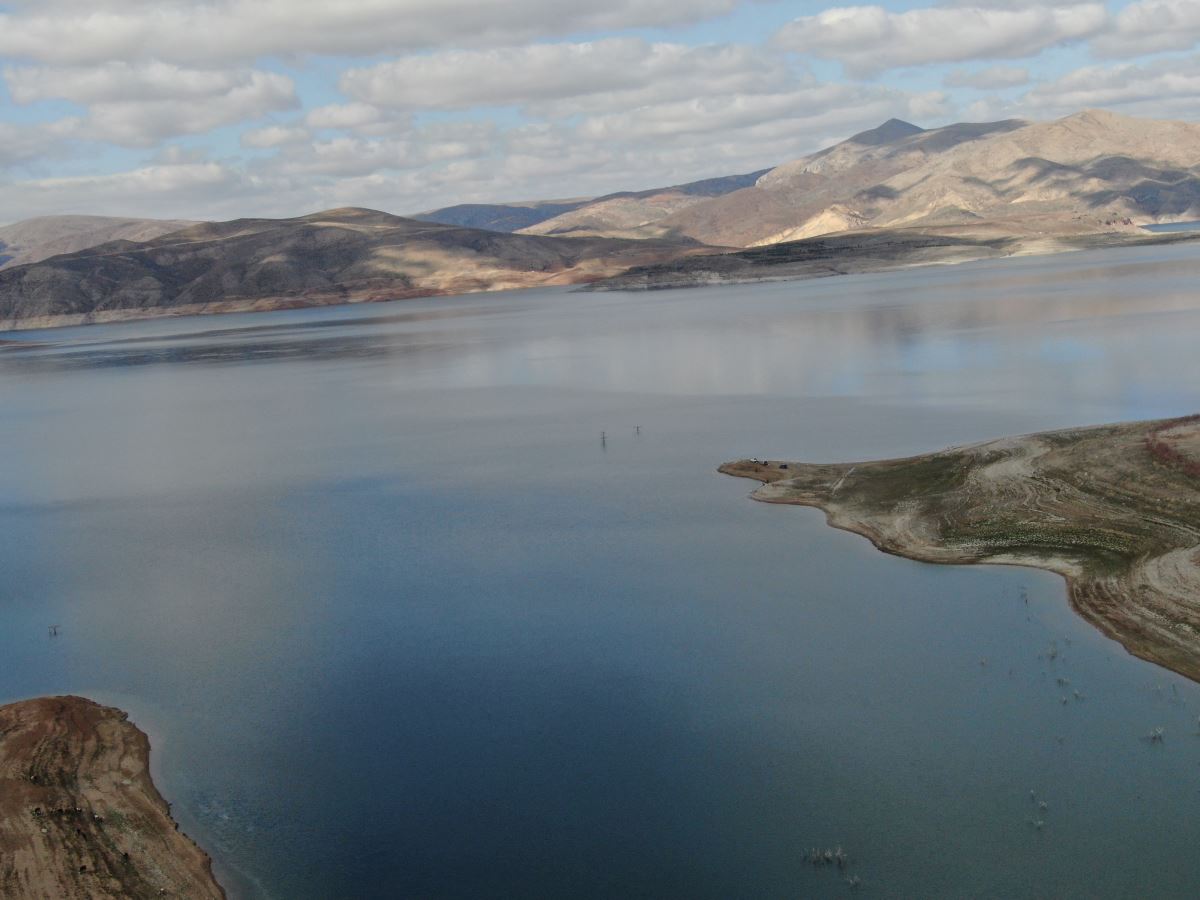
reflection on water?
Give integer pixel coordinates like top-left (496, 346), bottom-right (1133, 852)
top-left (1143, 221), bottom-right (1200, 233)
top-left (3, 242), bottom-right (1200, 898)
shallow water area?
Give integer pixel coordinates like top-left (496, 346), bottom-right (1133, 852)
top-left (3, 242), bottom-right (1200, 898)
top-left (1143, 220), bottom-right (1200, 233)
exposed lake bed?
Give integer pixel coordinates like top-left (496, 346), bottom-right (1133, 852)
top-left (3, 242), bottom-right (1200, 897)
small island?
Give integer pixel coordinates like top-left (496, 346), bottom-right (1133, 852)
top-left (721, 415), bottom-right (1200, 682)
top-left (0, 695), bottom-right (225, 899)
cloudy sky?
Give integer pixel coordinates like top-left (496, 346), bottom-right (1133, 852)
top-left (0, 0), bottom-right (1197, 223)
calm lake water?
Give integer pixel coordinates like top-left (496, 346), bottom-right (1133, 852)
top-left (1143, 221), bottom-right (1200, 233)
top-left (3, 243), bottom-right (1200, 898)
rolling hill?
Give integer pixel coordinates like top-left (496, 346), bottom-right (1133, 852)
top-left (417, 170), bottom-right (766, 236)
top-left (0, 215), bottom-right (196, 270)
top-left (0, 207), bottom-right (701, 330)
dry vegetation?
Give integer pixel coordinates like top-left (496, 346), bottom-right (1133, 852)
top-left (721, 415), bottom-right (1200, 682)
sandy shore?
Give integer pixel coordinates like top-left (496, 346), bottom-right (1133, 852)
top-left (0, 695), bottom-right (226, 899)
top-left (721, 416), bottom-right (1200, 683)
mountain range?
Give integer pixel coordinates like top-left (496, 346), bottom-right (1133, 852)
top-left (0, 208), bottom-right (699, 329)
top-left (2, 109), bottom-right (1199, 330)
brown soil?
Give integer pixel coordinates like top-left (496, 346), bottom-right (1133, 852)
top-left (720, 416), bottom-right (1200, 682)
top-left (0, 695), bottom-right (225, 899)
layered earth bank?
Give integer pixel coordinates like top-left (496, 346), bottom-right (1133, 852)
top-left (0, 695), bottom-right (225, 899)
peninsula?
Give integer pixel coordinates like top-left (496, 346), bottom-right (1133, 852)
top-left (0, 695), bottom-right (225, 899)
top-left (720, 415), bottom-right (1200, 682)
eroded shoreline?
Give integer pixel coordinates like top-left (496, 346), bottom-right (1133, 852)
top-left (587, 227), bottom-right (1200, 292)
top-left (721, 416), bottom-right (1200, 682)
top-left (0, 695), bottom-right (226, 899)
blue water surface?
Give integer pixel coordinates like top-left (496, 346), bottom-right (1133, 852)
top-left (3, 242), bottom-right (1200, 898)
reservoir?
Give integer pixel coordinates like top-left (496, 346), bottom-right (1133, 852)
top-left (3, 242), bottom-right (1200, 898)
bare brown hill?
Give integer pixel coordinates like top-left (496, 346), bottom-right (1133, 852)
top-left (0, 207), bottom-right (702, 330)
top-left (0, 695), bottom-right (225, 899)
top-left (418, 170), bottom-right (767, 237)
top-left (629, 110), bottom-right (1200, 247)
top-left (515, 169), bottom-right (768, 238)
top-left (413, 197), bottom-right (590, 232)
top-left (0, 216), bottom-right (196, 270)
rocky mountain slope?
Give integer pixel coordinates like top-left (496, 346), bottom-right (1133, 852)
top-left (0, 216), bottom-right (195, 270)
top-left (640, 110), bottom-right (1200, 247)
top-left (0, 207), bottom-right (700, 329)
top-left (413, 199), bottom-right (589, 232)
top-left (418, 170), bottom-right (766, 237)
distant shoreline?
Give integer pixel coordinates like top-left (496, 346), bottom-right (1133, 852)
top-left (4, 226), bottom-right (1199, 334)
top-left (585, 226), bottom-right (1200, 293)
top-left (721, 415), bottom-right (1200, 683)
top-left (0, 287), bottom-right (451, 333)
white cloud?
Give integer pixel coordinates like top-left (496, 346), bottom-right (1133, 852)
top-left (8, 1), bottom-right (1079, 223)
top-left (1022, 55), bottom-right (1200, 119)
top-left (5, 61), bottom-right (265, 104)
top-left (944, 65), bottom-right (1030, 89)
top-left (305, 102), bottom-right (388, 131)
top-left (0, 160), bottom-right (242, 218)
top-left (265, 120), bottom-right (496, 177)
top-left (276, 137), bottom-right (414, 177)
top-left (963, 97), bottom-right (1017, 122)
top-left (340, 39), bottom-right (786, 112)
top-left (774, 4), bottom-right (1107, 76)
top-left (81, 73), bottom-right (297, 146)
top-left (241, 125), bottom-right (311, 149)
top-left (2, 72), bottom-right (959, 222)
top-left (576, 84), bottom-right (948, 142)
top-left (4, 64), bottom-right (298, 145)
top-left (1093, 0), bottom-right (1200, 58)
top-left (0, 0), bottom-right (751, 65)
top-left (0, 119), bottom-right (75, 168)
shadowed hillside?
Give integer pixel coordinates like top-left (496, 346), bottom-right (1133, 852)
top-left (640, 110), bottom-right (1200, 247)
top-left (0, 207), bottom-right (702, 330)
top-left (0, 216), bottom-right (196, 270)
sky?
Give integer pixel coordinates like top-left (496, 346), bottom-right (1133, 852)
top-left (0, 0), bottom-right (1198, 223)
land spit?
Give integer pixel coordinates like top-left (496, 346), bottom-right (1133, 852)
top-left (586, 226), bottom-right (1200, 292)
top-left (0, 695), bottom-right (225, 899)
top-left (721, 416), bottom-right (1200, 682)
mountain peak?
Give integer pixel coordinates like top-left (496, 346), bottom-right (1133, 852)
top-left (848, 118), bottom-right (925, 147)
top-left (302, 207), bottom-right (397, 221)
top-left (1059, 108), bottom-right (1130, 127)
